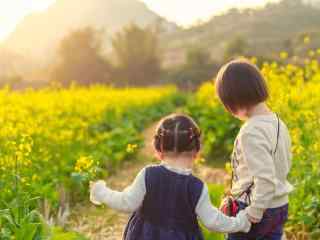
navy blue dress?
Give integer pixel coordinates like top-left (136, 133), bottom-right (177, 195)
top-left (123, 165), bottom-right (205, 240)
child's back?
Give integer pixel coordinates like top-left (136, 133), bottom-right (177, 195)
top-left (232, 114), bottom-right (293, 211)
top-left (125, 165), bottom-right (204, 239)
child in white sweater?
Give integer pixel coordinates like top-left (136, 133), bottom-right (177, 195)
top-left (90, 114), bottom-right (251, 240)
top-left (216, 59), bottom-right (293, 240)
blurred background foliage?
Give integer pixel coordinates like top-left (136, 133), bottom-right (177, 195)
top-left (1, 0), bottom-right (320, 89)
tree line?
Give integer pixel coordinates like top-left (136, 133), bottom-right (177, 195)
top-left (50, 25), bottom-right (160, 87)
top-left (49, 24), bottom-right (223, 89)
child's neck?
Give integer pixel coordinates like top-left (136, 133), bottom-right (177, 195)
top-left (162, 155), bottom-right (193, 170)
top-left (247, 102), bottom-right (272, 119)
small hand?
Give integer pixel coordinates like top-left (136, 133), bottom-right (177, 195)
top-left (247, 213), bottom-right (260, 223)
top-left (236, 210), bottom-right (252, 233)
top-left (90, 180), bottom-right (107, 205)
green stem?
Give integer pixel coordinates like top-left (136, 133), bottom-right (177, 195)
top-left (15, 154), bottom-right (20, 225)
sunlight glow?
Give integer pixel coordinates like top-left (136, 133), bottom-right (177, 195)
top-left (0, 0), bottom-right (55, 41)
top-left (0, 0), bottom-right (279, 42)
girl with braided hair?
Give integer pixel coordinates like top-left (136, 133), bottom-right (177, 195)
top-left (90, 114), bottom-right (251, 240)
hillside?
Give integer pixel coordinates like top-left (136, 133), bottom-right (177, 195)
top-left (2, 0), bottom-right (320, 84)
top-left (165, 0), bottom-right (320, 61)
top-left (3, 0), bottom-right (177, 62)
top-left (0, 47), bottom-right (35, 78)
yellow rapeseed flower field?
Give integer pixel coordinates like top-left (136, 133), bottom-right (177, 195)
top-left (0, 85), bottom-right (181, 210)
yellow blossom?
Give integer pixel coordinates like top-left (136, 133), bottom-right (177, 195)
top-left (74, 156), bottom-right (94, 173)
top-left (280, 51), bottom-right (288, 60)
top-left (308, 50), bottom-right (315, 58)
top-left (32, 174), bottom-right (39, 181)
top-left (126, 144), bottom-right (138, 153)
top-left (303, 36), bottom-right (310, 44)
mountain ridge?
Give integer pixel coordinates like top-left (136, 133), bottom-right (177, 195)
top-left (1, 0), bottom-right (320, 83)
top-left (164, 0), bottom-right (320, 61)
top-left (3, 0), bottom-right (178, 62)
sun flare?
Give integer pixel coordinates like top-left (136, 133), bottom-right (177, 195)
top-left (0, 0), bottom-right (55, 41)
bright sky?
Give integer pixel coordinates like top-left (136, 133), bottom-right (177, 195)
top-left (0, 0), bottom-right (278, 42)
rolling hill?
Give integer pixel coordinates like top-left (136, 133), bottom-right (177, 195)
top-left (164, 0), bottom-right (320, 61)
top-left (2, 0), bottom-right (320, 84)
top-left (0, 47), bottom-right (35, 78)
top-left (2, 0), bottom-right (177, 62)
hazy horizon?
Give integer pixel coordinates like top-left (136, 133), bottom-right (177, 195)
top-left (0, 0), bottom-right (280, 42)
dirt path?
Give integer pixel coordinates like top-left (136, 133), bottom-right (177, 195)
top-left (68, 122), bottom-right (227, 240)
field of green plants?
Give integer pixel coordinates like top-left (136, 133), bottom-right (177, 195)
top-left (0, 86), bottom-right (183, 239)
top-left (1, 50), bottom-right (320, 240)
top-left (187, 57), bottom-right (320, 239)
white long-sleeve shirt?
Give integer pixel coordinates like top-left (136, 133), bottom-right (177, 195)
top-left (90, 163), bottom-right (251, 233)
top-left (231, 114), bottom-right (293, 220)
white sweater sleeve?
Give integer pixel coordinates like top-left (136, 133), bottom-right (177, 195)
top-left (90, 167), bottom-right (146, 213)
top-left (196, 184), bottom-right (251, 233)
top-left (240, 130), bottom-right (277, 220)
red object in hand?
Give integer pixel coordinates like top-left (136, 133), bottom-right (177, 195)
top-left (220, 196), bottom-right (239, 217)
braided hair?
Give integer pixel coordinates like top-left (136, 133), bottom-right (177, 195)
top-left (153, 114), bottom-right (201, 154)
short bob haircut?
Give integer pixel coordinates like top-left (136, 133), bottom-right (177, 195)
top-left (215, 59), bottom-right (269, 113)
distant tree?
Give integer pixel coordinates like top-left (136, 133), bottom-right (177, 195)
top-left (51, 27), bottom-right (112, 86)
top-left (186, 47), bottom-right (212, 67)
top-left (153, 18), bottom-right (168, 35)
top-left (281, 0), bottom-right (303, 7)
top-left (112, 24), bottom-right (162, 86)
top-left (167, 47), bottom-right (218, 89)
top-left (227, 8), bottom-right (241, 19)
top-left (283, 39), bottom-right (294, 56)
top-left (224, 36), bottom-right (249, 60)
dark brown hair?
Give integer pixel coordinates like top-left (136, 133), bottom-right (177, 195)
top-left (153, 114), bottom-right (201, 154)
top-left (215, 59), bottom-right (269, 113)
